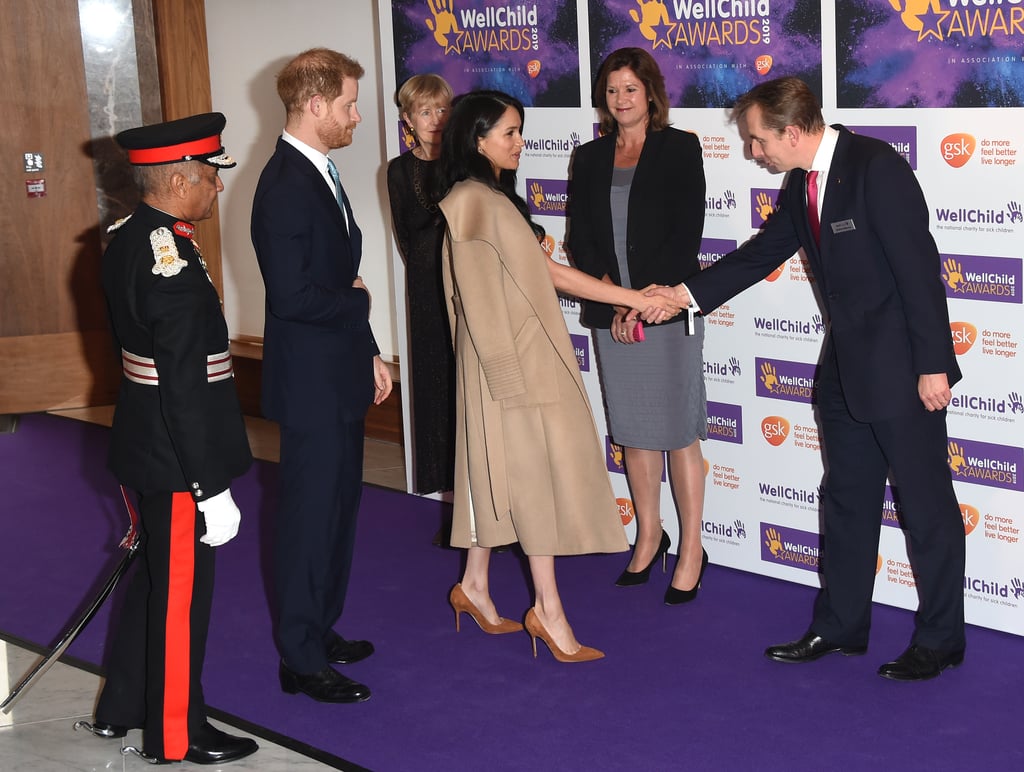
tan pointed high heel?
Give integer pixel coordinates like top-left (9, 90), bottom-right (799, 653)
top-left (449, 584), bottom-right (523, 634)
top-left (523, 608), bottom-right (604, 663)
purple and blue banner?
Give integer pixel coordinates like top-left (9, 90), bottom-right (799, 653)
top-left (588, 0), bottom-right (822, 107)
top-left (837, 0), bottom-right (1024, 108)
top-left (391, 0), bottom-right (581, 106)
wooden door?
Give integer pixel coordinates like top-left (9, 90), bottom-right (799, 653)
top-left (0, 0), bottom-right (120, 413)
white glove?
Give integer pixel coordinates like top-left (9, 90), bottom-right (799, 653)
top-left (197, 488), bottom-right (241, 547)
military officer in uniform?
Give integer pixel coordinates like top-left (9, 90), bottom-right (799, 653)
top-left (78, 113), bottom-right (258, 765)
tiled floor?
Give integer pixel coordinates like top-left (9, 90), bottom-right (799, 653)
top-left (0, 408), bottom-right (406, 770)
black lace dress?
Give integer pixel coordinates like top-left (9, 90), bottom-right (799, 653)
top-left (386, 150), bottom-right (455, 493)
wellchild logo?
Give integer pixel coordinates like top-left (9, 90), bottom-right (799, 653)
top-left (761, 523), bottom-right (820, 572)
top-left (940, 133), bottom-right (975, 168)
top-left (705, 190), bottom-right (738, 218)
top-left (627, 0), bottom-right (770, 52)
top-left (755, 358), bottom-right (818, 403)
top-left (699, 237), bottom-right (736, 269)
top-left (523, 131), bottom-right (581, 158)
top-left (964, 574), bottom-right (1023, 609)
top-left (569, 333), bottom-right (590, 372)
top-left (757, 479), bottom-right (819, 511)
top-left (706, 400), bottom-right (742, 444)
top-left (606, 436), bottom-right (666, 480)
top-left (934, 200), bottom-right (1023, 232)
top-left (881, 485), bottom-right (902, 529)
top-left (426, 1), bottom-right (542, 55)
top-left (947, 437), bottom-right (1023, 492)
top-left (847, 125), bottom-right (917, 169)
top-left (941, 253), bottom-right (1021, 304)
top-left (950, 389), bottom-right (1024, 424)
top-left (606, 437), bottom-right (625, 474)
top-left (526, 178), bottom-right (568, 217)
top-left (398, 120), bottom-right (416, 152)
top-left (949, 321), bottom-right (977, 355)
top-left (703, 517), bottom-right (747, 542)
top-left (704, 354), bottom-right (741, 383)
top-left (889, 0), bottom-right (1024, 44)
top-left (750, 187), bottom-right (782, 228)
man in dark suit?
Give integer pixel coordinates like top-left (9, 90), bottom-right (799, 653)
top-left (82, 113), bottom-right (258, 764)
top-left (251, 48), bottom-right (392, 703)
top-left (661, 77), bottom-right (965, 681)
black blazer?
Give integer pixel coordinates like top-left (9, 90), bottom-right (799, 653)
top-left (567, 127), bottom-right (706, 328)
top-left (102, 204), bottom-right (252, 500)
top-left (251, 138), bottom-right (379, 429)
top-left (687, 126), bottom-right (961, 422)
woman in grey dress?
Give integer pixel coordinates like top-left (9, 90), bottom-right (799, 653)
top-left (567, 48), bottom-right (709, 604)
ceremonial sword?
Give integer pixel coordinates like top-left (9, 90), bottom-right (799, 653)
top-left (1, 486), bottom-right (141, 713)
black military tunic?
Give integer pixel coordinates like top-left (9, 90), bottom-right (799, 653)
top-left (95, 202), bottom-right (251, 760)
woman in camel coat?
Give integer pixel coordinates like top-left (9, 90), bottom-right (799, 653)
top-left (435, 91), bottom-right (680, 661)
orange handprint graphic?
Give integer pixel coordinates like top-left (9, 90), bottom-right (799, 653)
top-left (947, 441), bottom-right (966, 474)
top-left (629, 0), bottom-right (670, 41)
top-left (760, 361), bottom-right (778, 392)
top-left (755, 191), bottom-right (776, 222)
top-left (530, 182), bottom-right (544, 209)
top-left (425, 0), bottom-right (461, 52)
top-left (887, 0), bottom-right (942, 32)
top-left (942, 258), bottom-right (963, 291)
top-left (764, 527), bottom-right (783, 557)
top-left (609, 442), bottom-right (624, 470)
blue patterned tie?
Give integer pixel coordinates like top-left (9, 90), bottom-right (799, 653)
top-left (326, 157), bottom-right (349, 233)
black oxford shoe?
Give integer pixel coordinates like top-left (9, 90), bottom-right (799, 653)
top-left (279, 661), bottom-right (371, 703)
top-left (133, 722), bottom-right (258, 765)
top-left (326, 634), bottom-right (374, 665)
top-left (765, 632), bottom-right (868, 663)
top-left (877, 644), bottom-right (965, 682)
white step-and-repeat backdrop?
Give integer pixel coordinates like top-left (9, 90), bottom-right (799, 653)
top-left (378, 1), bottom-right (1024, 636)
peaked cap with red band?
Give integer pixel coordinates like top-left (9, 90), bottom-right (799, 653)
top-left (116, 112), bottom-right (236, 168)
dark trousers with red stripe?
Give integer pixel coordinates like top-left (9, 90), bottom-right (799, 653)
top-left (96, 490), bottom-right (214, 761)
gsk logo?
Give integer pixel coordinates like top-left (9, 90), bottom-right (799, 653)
top-left (950, 321), bottom-right (977, 355)
top-left (616, 497), bottom-right (635, 526)
top-left (540, 235), bottom-right (556, 258)
top-left (960, 503), bottom-right (980, 536)
top-left (764, 264), bottom-right (785, 282)
top-left (876, 553), bottom-right (882, 575)
top-left (760, 416), bottom-right (790, 446)
top-left (941, 133), bottom-right (975, 168)
top-left (527, 59), bottom-right (541, 79)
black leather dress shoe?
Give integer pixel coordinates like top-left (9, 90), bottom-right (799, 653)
top-left (877, 644), bottom-right (965, 681)
top-left (765, 632), bottom-right (868, 663)
top-left (327, 634), bottom-right (374, 665)
top-left (132, 722), bottom-right (258, 765)
top-left (279, 661), bottom-right (371, 703)
top-left (74, 720), bottom-right (129, 738)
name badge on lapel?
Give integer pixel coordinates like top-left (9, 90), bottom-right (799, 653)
top-left (831, 219), bottom-right (856, 234)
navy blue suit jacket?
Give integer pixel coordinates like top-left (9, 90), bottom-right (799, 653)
top-left (688, 126), bottom-right (960, 422)
top-left (251, 138), bottom-right (379, 429)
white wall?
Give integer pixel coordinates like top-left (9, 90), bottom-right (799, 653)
top-left (205, 0), bottom-right (398, 356)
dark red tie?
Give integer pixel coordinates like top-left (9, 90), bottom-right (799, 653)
top-left (806, 170), bottom-right (820, 244)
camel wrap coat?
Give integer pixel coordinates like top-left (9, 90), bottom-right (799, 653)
top-left (439, 180), bottom-right (628, 556)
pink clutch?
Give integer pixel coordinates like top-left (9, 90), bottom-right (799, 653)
top-left (633, 321), bottom-right (645, 342)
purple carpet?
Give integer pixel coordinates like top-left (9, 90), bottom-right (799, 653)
top-left (2, 413), bottom-right (1022, 771)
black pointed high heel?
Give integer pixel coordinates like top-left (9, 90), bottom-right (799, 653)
top-left (664, 547), bottom-right (708, 605)
top-left (615, 530), bottom-right (671, 587)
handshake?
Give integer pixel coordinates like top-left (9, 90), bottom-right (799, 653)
top-left (633, 283), bottom-right (692, 324)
